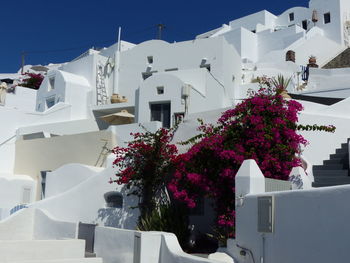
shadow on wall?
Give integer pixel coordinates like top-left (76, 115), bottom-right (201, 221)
top-left (95, 186), bottom-right (139, 229)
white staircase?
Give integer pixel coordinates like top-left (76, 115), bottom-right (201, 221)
top-left (0, 239), bottom-right (103, 263)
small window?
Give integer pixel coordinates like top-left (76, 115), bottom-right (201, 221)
top-left (289, 13), bottom-right (295, 22)
top-left (174, 112), bottom-right (185, 126)
top-left (251, 30), bottom-right (256, 33)
top-left (147, 56), bottom-right (153, 64)
top-left (157, 86), bottom-right (164, 94)
top-left (142, 72), bottom-right (152, 80)
top-left (302, 20), bottom-right (308, 30)
top-left (48, 77), bottom-right (55, 91)
top-left (46, 97), bottom-right (56, 109)
top-left (324, 12), bottom-right (331, 24)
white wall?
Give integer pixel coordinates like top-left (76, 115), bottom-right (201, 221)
top-left (0, 175), bottom-right (36, 216)
top-left (94, 227), bottom-right (135, 263)
top-left (234, 184), bottom-right (350, 263)
top-left (30, 166), bottom-right (139, 229)
top-left (229, 10), bottom-right (276, 32)
top-left (0, 208), bottom-right (76, 241)
top-left (5, 86), bottom-right (37, 112)
top-left (45, 164), bottom-right (103, 198)
top-left (36, 70), bottom-right (92, 120)
top-left (303, 68), bottom-right (350, 97)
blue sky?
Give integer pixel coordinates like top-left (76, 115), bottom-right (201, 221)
top-left (1, 0), bottom-right (308, 73)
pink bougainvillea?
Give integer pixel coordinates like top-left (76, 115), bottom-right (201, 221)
top-left (19, 72), bottom-right (44, 90)
top-left (111, 127), bottom-right (178, 217)
top-left (169, 87), bottom-right (308, 238)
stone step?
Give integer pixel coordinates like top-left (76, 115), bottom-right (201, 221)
top-left (313, 170), bottom-right (349, 177)
top-left (336, 148), bottom-right (348, 154)
top-left (0, 240), bottom-right (85, 262)
top-left (323, 159), bottom-right (348, 165)
top-left (11, 258), bottom-right (103, 263)
top-left (313, 164), bottom-right (345, 170)
top-left (314, 177), bottom-right (350, 184)
top-left (84, 252), bottom-right (96, 258)
top-left (341, 143), bottom-right (349, 149)
top-left (329, 153), bottom-right (348, 160)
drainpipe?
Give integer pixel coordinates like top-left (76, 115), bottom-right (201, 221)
top-left (113, 27), bottom-right (122, 95)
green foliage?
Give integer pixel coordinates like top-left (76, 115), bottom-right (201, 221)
top-left (137, 203), bottom-right (189, 248)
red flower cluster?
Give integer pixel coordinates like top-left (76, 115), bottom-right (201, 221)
top-left (20, 73), bottom-right (44, 90)
top-left (111, 127), bottom-right (178, 216)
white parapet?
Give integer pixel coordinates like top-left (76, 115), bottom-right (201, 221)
top-left (235, 159), bottom-right (265, 206)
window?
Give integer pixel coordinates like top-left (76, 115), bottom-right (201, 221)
top-left (174, 112), bottom-right (185, 126)
top-left (147, 56), bottom-right (153, 64)
top-left (302, 20), bottom-right (308, 30)
top-left (46, 97), bottom-right (56, 109)
top-left (251, 30), bottom-right (256, 33)
top-left (157, 86), bottom-right (164, 94)
top-left (324, 12), bottom-right (331, 24)
top-left (142, 72), bottom-right (152, 80)
top-left (289, 13), bottom-right (295, 22)
top-left (150, 102), bottom-right (171, 128)
top-left (48, 77), bottom-right (55, 91)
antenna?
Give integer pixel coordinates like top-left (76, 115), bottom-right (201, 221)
top-left (157, 23), bottom-right (166, 40)
top-left (21, 51), bottom-right (26, 74)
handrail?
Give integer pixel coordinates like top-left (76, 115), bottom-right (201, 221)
top-left (0, 134), bottom-right (16, 148)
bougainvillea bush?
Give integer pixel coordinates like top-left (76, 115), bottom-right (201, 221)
top-left (19, 72), bottom-right (44, 90)
top-left (168, 87), bottom-right (309, 239)
top-left (111, 127), bottom-right (178, 218)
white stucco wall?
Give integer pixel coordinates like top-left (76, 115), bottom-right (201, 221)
top-left (234, 184), bottom-right (350, 263)
top-left (36, 70), bottom-right (92, 120)
top-left (45, 164), bottom-right (103, 198)
top-left (303, 68), bottom-right (350, 97)
top-left (5, 86), bottom-right (37, 112)
top-left (0, 175), bottom-right (36, 218)
top-left (30, 166), bottom-right (139, 229)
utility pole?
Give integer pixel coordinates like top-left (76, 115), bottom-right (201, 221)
top-left (21, 51), bottom-right (26, 74)
top-left (157, 23), bottom-right (166, 40)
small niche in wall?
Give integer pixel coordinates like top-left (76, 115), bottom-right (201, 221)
top-left (302, 20), bottom-right (308, 30)
top-left (104, 191), bottom-right (123, 208)
top-left (46, 97), bottom-right (56, 109)
top-left (48, 77), bottom-right (55, 91)
top-left (324, 12), bottom-right (331, 24)
top-left (289, 12), bottom-right (294, 22)
top-left (157, 86), bottom-right (164, 94)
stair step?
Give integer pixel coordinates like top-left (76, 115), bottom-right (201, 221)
top-left (11, 258), bottom-right (103, 263)
top-left (329, 153), bottom-right (348, 159)
top-left (314, 177), bottom-right (350, 183)
top-left (324, 159), bottom-right (348, 165)
top-left (313, 170), bottom-right (349, 177)
top-left (336, 148), bottom-right (348, 154)
top-left (341, 143), bottom-right (349, 149)
top-left (313, 164), bottom-right (345, 170)
top-left (85, 252), bottom-right (96, 258)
